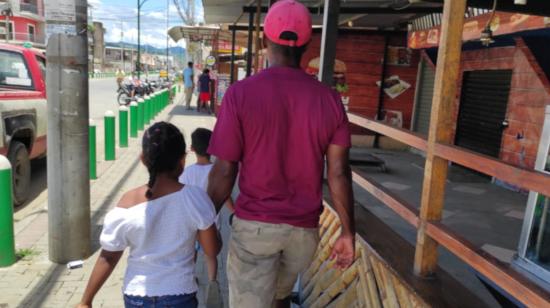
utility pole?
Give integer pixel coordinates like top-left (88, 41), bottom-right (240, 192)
top-left (121, 21), bottom-right (125, 71)
top-left (137, 0), bottom-right (149, 79)
top-left (45, 0), bottom-right (91, 263)
top-left (166, 0), bottom-right (169, 73)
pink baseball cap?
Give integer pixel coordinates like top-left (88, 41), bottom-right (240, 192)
top-left (264, 0), bottom-right (312, 47)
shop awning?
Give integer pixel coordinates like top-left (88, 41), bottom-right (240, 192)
top-left (203, 0), bottom-right (443, 30)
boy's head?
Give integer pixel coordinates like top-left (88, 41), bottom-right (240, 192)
top-left (203, 68), bottom-right (210, 75)
top-left (191, 128), bottom-right (212, 159)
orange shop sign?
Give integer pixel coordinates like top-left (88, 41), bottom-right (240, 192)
top-left (408, 12), bottom-right (550, 49)
top-left (217, 40), bottom-right (243, 55)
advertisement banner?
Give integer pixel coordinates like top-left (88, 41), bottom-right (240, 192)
top-left (409, 13), bottom-right (550, 49)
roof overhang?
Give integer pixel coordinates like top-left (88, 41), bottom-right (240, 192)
top-left (203, 0), bottom-right (443, 30)
top-left (203, 0), bottom-right (550, 32)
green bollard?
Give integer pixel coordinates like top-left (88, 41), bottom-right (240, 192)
top-left (137, 98), bottom-right (144, 131)
top-left (144, 95), bottom-right (151, 125)
top-left (130, 101), bottom-right (138, 138)
top-left (104, 110), bottom-right (116, 161)
top-left (150, 94), bottom-right (156, 117)
top-left (119, 106), bottom-right (129, 148)
top-left (0, 155), bottom-right (15, 267)
top-left (150, 94), bottom-right (156, 119)
top-left (89, 119), bottom-right (97, 180)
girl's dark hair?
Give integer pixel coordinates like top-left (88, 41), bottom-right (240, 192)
top-left (142, 122), bottom-right (186, 199)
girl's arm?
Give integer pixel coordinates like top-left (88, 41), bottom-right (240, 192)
top-left (197, 224), bottom-right (222, 258)
top-left (78, 250), bottom-right (124, 307)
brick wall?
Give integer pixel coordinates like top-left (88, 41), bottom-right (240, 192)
top-left (300, 31), bottom-right (419, 132)
top-left (453, 38), bottom-right (550, 169)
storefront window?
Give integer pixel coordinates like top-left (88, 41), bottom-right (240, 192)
top-left (524, 150), bottom-right (550, 270)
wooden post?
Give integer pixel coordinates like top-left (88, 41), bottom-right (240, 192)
top-left (414, 0), bottom-right (467, 276)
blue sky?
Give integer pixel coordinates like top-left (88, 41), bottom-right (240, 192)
top-left (88, 0), bottom-right (204, 48)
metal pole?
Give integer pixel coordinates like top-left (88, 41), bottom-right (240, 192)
top-left (46, 0), bottom-right (91, 263)
top-left (374, 35), bottom-right (389, 148)
top-left (137, 0), bottom-right (141, 79)
top-left (319, 0), bottom-right (340, 86)
top-left (166, 0), bottom-right (169, 74)
top-left (230, 25), bottom-right (236, 83)
top-left (119, 106), bottom-right (129, 148)
top-left (5, 13), bottom-right (9, 43)
top-left (254, 0), bottom-right (261, 73)
top-left (89, 120), bottom-right (97, 180)
top-left (0, 155), bottom-right (15, 267)
top-left (130, 101), bottom-right (138, 137)
top-left (145, 95), bottom-right (151, 124)
top-left (137, 98), bottom-right (145, 130)
top-left (104, 111), bottom-right (116, 161)
top-left (246, 11), bottom-right (254, 77)
top-left (121, 21), bottom-right (125, 71)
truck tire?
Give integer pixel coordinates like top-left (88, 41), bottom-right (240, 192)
top-left (7, 141), bottom-right (31, 206)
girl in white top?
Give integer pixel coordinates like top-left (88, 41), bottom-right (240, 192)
top-left (79, 122), bottom-right (221, 308)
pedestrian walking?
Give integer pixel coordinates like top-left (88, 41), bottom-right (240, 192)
top-left (78, 122), bottom-right (221, 308)
top-left (198, 69), bottom-right (213, 113)
top-left (183, 62), bottom-right (194, 109)
top-left (207, 1), bottom-right (355, 307)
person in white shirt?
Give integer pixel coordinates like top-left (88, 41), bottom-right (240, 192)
top-left (179, 128), bottom-right (235, 289)
top-left (79, 122), bottom-right (221, 308)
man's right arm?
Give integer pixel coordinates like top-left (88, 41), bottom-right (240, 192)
top-left (326, 144), bottom-right (355, 269)
top-left (208, 159), bottom-right (238, 213)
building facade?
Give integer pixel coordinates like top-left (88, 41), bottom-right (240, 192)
top-left (0, 0), bottom-right (45, 48)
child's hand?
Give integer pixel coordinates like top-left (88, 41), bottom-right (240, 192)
top-left (76, 304), bottom-right (91, 308)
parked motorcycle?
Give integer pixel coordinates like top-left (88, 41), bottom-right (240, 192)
top-left (117, 82), bottom-right (135, 106)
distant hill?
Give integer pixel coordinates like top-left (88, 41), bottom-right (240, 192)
top-left (105, 42), bottom-right (186, 57)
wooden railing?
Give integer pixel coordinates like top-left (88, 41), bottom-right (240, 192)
top-left (300, 206), bottom-right (429, 307)
top-left (348, 112), bottom-right (550, 307)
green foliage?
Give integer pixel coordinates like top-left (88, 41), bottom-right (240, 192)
top-left (16, 248), bottom-right (39, 261)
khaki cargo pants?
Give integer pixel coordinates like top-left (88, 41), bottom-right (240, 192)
top-left (184, 87), bottom-right (193, 108)
top-left (228, 217), bottom-right (319, 308)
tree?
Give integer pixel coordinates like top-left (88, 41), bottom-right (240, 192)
top-left (173, 0), bottom-right (200, 65)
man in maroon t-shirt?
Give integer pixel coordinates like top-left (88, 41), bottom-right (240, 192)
top-left (207, 1), bottom-right (355, 307)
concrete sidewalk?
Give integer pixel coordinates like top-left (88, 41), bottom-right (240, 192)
top-left (0, 92), bottom-right (230, 307)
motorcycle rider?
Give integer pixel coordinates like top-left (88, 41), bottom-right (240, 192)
top-left (116, 68), bottom-right (125, 89)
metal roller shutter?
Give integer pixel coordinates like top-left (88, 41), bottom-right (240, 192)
top-left (455, 70), bottom-right (512, 158)
top-left (412, 59), bottom-right (435, 136)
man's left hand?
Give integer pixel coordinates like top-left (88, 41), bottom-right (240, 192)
top-left (330, 234), bottom-right (355, 269)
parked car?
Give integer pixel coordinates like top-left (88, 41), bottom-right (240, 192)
top-left (0, 44), bottom-right (47, 205)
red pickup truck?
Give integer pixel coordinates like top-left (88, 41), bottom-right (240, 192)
top-left (0, 44), bottom-right (47, 205)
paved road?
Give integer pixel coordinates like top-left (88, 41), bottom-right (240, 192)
top-left (17, 77), bottom-right (156, 212)
top-left (89, 77), bottom-right (120, 121)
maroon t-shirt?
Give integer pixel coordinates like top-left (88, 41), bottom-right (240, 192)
top-left (208, 66), bottom-right (351, 228)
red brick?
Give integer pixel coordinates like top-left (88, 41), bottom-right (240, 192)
top-left (511, 72), bottom-right (544, 90)
top-left (506, 105), bottom-right (545, 124)
top-left (508, 89), bottom-right (549, 107)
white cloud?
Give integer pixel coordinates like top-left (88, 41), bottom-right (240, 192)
top-left (94, 0), bottom-right (194, 48)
